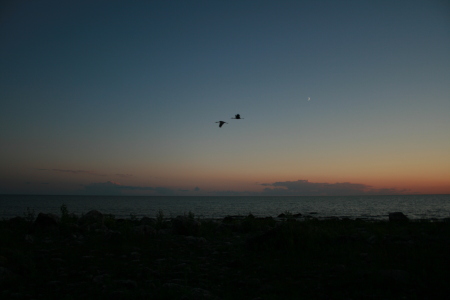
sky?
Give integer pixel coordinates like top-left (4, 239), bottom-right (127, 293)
top-left (1, 0), bottom-right (449, 196)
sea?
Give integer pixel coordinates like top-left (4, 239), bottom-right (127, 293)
top-left (1, 194), bottom-right (450, 221)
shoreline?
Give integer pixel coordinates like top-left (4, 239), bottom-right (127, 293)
top-left (3, 209), bottom-right (450, 223)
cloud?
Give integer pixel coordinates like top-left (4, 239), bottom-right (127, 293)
top-left (37, 168), bottom-right (107, 176)
top-left (65, 178), bottom-right (410, 196)
top-left (260, 180), bottom-right (408, 196)
top-left (214, 190), bottom-right (257, 196)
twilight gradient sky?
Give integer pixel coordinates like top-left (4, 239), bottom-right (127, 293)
top-left (1, 0), bottom-right (449, 196)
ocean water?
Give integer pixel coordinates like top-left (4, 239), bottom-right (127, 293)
top-left (0, 195), bottom-right (450, 220)
top-left (0, 194), bottom-right (449, 221)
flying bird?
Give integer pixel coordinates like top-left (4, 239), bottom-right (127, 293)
top-left (232, 114), bottom-right (243, 119)
top-left (216, 121), bottom-right (228, 128)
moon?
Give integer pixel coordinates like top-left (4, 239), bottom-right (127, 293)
top-left (308, 97), bottom-right (311, 101)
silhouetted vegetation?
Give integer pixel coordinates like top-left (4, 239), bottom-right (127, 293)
top-left (1, 206), bottom-right (449, 299)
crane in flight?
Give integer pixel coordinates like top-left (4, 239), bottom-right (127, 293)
top-left (216, 121), bottom-right (228, 128)
top-left (231, 114), bottom-right (243, 119)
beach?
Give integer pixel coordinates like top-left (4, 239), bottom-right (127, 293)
top-left (1, 208), bottom-right (449, 299)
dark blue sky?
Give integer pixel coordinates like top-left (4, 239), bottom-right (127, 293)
top-left (1, 0), bottom-right (449, 195)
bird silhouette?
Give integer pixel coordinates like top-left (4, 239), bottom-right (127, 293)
top-left (216, 121), bottom-right (228, 128)
top-left (231, 114), bottom-right (243, 119)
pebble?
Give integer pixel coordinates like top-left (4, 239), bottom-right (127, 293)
top-left (114, 279), bottom-right (138, 289)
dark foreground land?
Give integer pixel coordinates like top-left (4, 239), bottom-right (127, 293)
top-left (1, 208), bottom-right (450, 300)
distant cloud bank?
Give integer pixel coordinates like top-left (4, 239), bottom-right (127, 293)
top-left (260, 180), bottom-right (408, 196)
top-left (79, 179), bottom-right (408, 196)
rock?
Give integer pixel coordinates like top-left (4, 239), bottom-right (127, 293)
top-left (172, 215), bottom-right (201, 236)
top-left (389, 212), bottom-right (409, 222)
top-left (223, 216), bottom-right (234, 223)
top-left (244, 278), bottom-right (261, 287)
top-left (130, 251), bottom-right (141, 260)
top-left (24, 234), bottom-right (34, 244)
top-left (34, 213), bottom-right (60, 229)
top-left (114, 279), bottom-right (138, 289)
top-left (134, 225), bottom-right (156, 236)
top-left (277, 213), bottom-right (286, 218)
top-left (93, 274), bottom-right (109, 284)
top-left (184, 236), bottom-right (207, 245)
top-left (330, 264), bottom-right (347, 273)
top-left (379, 269), bottom-right (410, 284)
top-left (140, 216), bottom-right (155, 226)
top-left (8, 216), bottom-right (28, 227)
top-left (163, 284), bottom-right (215, 300)
top-left (103, 229), bottom-right (122, 242)
top-left (47, 280), bottom-right (62, 287)
top-left (0, 266), bottom-right (16, 283)
top-left (104, 290), bottom-right (125, 299)
top-left (157, 228), bottom-right (172, 235)
top-left (215, 222), bottom-right (234, 234)
top-left (258, 284), bottom-right (276, 294)
top-left (336, 234), bottom-right (359, 243)
top-left (51, 258), bottom-right (65, 264)
top-left (162, 282), bottom-right (187, 291)
top-left (79, 210), bottom-right (104, 225)
top-left (366, 235), bottom-right (377, 244)
top-left (246, 227), bottom-right (287, 250)
top-left (0, 255), bottom-right (7, 265)
top-left (189, 287), bottom-right (214, 299)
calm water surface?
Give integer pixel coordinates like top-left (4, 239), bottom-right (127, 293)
top-left (1, 195), bottom-right (449, 220)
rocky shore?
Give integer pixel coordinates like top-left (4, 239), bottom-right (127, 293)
top-left (1, 208), bottom-right (449, 299)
